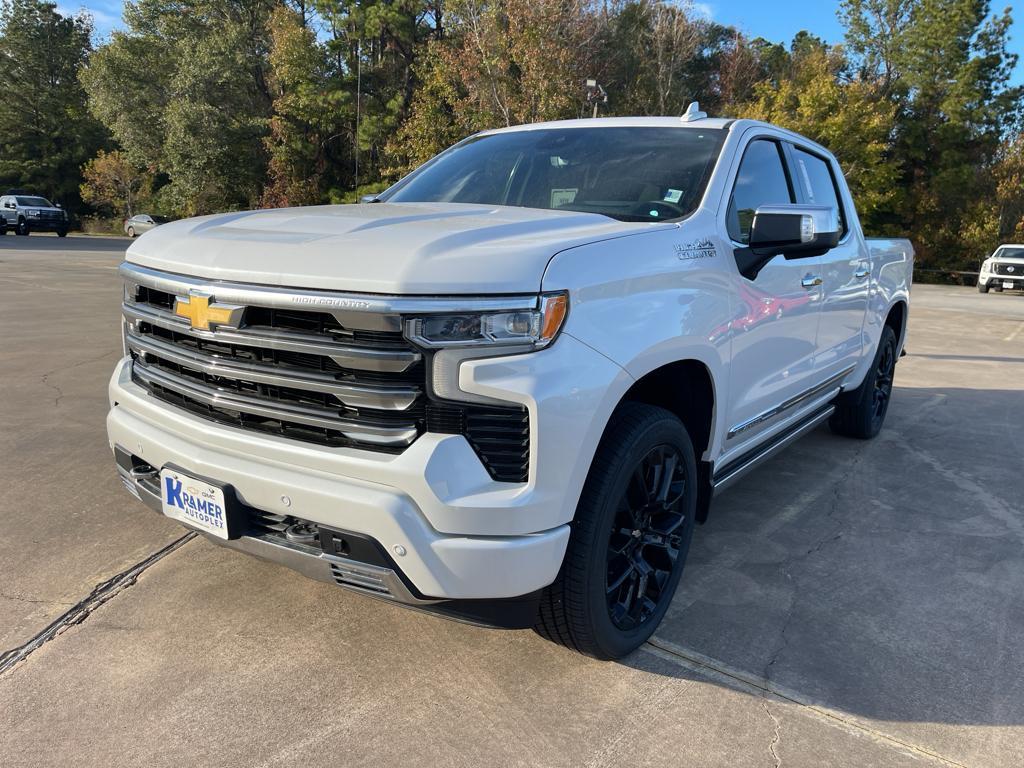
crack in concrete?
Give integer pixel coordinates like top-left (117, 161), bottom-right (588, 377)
top-left (0, 591), bottom-right (73, 607)
top-left (644, 638), bottom-right (967, 767)
top-left (761, 698), bottom-right (782, 768)
top-left (38, 350), bottom-right (118, 407)
top-left (0, 533), bottom-right (195, 677)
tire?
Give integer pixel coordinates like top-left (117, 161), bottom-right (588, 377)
top-left (0, 221), bottom-right (6, 235)
top-left (15, 218), bottom-right (28, 236)
top-left (127, 227), bottom-right (135, 238)
top-left (57, 228), bottom-right (67, 238)
top-left (978, 282), bottom-right (989, 293)
top-left (829, 324), bottom-right (898, 439)
top-left (535, 402), bottom-right (698, 659)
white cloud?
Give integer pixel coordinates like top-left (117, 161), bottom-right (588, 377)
top-left (692, 2), bottom-right (714, 19)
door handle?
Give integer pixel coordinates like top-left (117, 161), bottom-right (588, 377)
top-left (854, 267), bottom-right (870, 279)
top-left (801, 275), bottom-right (823, 289)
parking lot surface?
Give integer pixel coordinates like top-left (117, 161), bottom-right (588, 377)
top-left (1, 235), bottom-right (1022, 767)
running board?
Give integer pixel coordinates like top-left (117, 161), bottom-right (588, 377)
top-left (711, 404), bottom-right (835, 495)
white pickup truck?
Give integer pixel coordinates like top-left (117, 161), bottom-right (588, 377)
top-left (108, 109), bottom-right (913, 659)
top-left (978, 244), bottom-right (1024, 293)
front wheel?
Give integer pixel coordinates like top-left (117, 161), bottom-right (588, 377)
top-left (15, 218), bottom-right (28, 236)
top-left (978, 281), bottom-right (989, 293)
top-left (56, 228), bottom-right (67, 238)
top-left (830, 324), bottom-right (898, 439)
top-left (127, 227), bottom-right (135, 238)
top-left (535, 403), bottom-right (697, 659)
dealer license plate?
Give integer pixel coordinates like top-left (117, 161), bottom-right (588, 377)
top-left (1003, 281), bottom-right (1015, 290)
top-left (159, 468), bottom-right (230, 540)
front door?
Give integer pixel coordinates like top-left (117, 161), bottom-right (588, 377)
top-left (721, 137), bottom-right (823, 449)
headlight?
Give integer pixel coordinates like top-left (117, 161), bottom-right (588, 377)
top-left (28, 210), bottom-right (40, 217)
top-left (405, 292), bottom-right (568, 350)
top-left (408, 292), bottom-right (569, 407)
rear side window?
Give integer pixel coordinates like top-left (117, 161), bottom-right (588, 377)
top-left (792, 147), bottom-right (846, 236)
top-left (727, 140), bottom-right (794, 243)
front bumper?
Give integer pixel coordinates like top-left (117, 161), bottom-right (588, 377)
top-left (106, 333), bottom-right (632, 606)
top-left (979, 272), bottom-right (1024, 288)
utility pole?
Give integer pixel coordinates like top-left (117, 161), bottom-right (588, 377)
top-left (584, 79), bottom-right (607, 118)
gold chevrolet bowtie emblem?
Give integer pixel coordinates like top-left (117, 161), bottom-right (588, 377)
top-left (174, 291), bottom-right (243, 331)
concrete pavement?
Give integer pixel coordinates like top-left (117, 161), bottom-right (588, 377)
top-left (1, 236), bottom-right (1022, 766)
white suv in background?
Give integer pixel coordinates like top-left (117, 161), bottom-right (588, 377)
top-left (978, 244), bottom-right (1024, 293)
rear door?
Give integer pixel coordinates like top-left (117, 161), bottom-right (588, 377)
top-left (787, 144), bottom-right (870, 381)
top-left (721, 136), bottom-right (823, 449)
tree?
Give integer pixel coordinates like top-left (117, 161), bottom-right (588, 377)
top-left (82, 1), bottom-right (279, 216)
top-left (0, 0), bottom-right (106, 212)
top-left (838, 0), bottom-right (1023, 269)
top-left (732, 38), bottom-right (899, 231)
top-left (80, 150), bottom-right (152, 218)
top-left (387, 0), bottom-right (607, 176)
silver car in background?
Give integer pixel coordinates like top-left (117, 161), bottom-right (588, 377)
top-left (124, 214), bottom-right (169, 238)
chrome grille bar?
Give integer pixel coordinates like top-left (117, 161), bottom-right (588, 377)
top-left (123, 301), bottom-right (420, 373)
top-left (125, 328), bottom-right (420, 410)
top-left (132, 360), bottom-right (418, 446)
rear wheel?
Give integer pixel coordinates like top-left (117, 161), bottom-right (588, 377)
top-left (535, 403), bottom-right (697, 659)
top-left (830, 324), bottom-right (898, 439)
top-left (56, 228), bottom-right (67, 238)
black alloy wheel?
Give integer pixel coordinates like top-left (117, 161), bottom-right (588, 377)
top-left (871, 336), bottom-right (896, 430)
top-left (535, 403), bottom-right (697, 659)
top-left (606, 445), bottom-right (689, 631)
top-left (829, 323), bottom-right (898, 439)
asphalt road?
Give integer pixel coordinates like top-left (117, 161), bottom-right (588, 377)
top-left (1, 234), bottom-right (1022, 767)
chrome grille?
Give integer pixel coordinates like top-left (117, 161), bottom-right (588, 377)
top-left (124, 272), bottom-right (426, 452)
top-left (994, 262), bottom-right (1022, 277)
top-left (120, 263), bottom-right (534, 478)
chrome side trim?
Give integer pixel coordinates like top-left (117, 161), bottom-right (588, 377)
top-left (713, 404), bottom-right (835, 494)
top-left (121, 261), bottom-right (540, 316)
top-left (132, 360), bottom-right (418, 446)
top-left (125, 328), bottom-right (419, 410)
top-left (123, 301), bottom-right (421, 373)
top-left (727, 365), bottom-right (855, 439)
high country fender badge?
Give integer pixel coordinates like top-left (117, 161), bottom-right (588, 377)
top-left (674, 238), bottom-right (717, 261)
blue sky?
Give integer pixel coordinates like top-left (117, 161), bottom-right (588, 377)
top-left (60, 0), bottom-right (1023, 85)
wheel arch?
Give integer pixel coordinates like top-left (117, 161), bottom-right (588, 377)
top-left (885, 299), bottom-right (908, 352)
top-left (612, 357), bottom-right (719, 523)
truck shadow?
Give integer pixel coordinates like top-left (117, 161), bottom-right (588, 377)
top-left (632, 384), bottom-right (1024, 728)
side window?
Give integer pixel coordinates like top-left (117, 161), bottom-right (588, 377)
top-left (792, 147), bottom-right (846, 236)
top-left (727, 140), bottom-right (794, 243)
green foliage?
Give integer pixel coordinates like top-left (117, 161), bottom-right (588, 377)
top-left (1, 0), bottom-right (1015, 274)
top-left (0, 0), bottom-right (106, 212)
top-left (839, 0), bottom-right (1023, 268)
top-left (80, 149), bottom-right (153, 217)
top-left (81, 1), bottom-right (278, 216)
top-left (731, 40), bottom-right (899, 232)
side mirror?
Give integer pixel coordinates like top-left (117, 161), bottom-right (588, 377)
top-left (736, 204), bottom-right (840, 279)
top-left (359, 194), bottom-right (381, 204)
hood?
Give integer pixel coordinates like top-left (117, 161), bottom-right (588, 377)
top-left (126, 202), bottom-right (672, 295)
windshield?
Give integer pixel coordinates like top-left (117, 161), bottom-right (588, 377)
top-left (383, 127), bottom-right (726, 222)
top-left (995, 247), bottom-right (1024, 259)
top-left (16, 196), bottom-right (53, 207)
